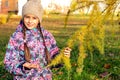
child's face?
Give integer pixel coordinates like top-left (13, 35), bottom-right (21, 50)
top-left (24, 14), bottom-right (39, 29)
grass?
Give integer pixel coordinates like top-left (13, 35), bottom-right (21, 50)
top-left (0, 14), bottom-right (120, 80)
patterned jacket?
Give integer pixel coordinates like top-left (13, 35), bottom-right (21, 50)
top-left (4, 22), bottom-right (59, 80)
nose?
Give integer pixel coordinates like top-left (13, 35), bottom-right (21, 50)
top-left (28, 18), bottom-right (32, 23)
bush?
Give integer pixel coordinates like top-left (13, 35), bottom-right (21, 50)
top-left (0, 15), bottom-right (7, 24)
top-left (0, 13), bottom-right (13, 24)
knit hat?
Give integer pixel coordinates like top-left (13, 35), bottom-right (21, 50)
top-left (22, 0), bottom-right (43, 22)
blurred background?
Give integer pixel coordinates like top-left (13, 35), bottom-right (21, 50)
top-left (0, 0), bottom-right (120, 80)
top-left (0, 0), bottom-right (119, 15)
top-left (0, 0), bottom-right (71, 15)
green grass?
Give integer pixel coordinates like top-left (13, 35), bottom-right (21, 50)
top-left (0, 14), bottom-right (120, 80)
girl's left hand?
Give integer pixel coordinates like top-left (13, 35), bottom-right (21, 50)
top-left (23, 62), bottom-right (39, 69)
top-left (64, 47), bottom-right (72, 58)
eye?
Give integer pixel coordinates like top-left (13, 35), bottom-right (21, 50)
top-left (33, 17), bottom-right (38, 20)
top-left (24, 15), bottom-right (30, 19)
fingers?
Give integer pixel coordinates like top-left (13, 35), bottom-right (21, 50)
top-left (31, 64), bottom-right (39, 69)
top-left (64, 47), bottom-right (72, 58)
top-left (23, 62), bottom-right (39, 69)
top-left (65, 47), bottom-right (72, 51)
top-left (64, 52), bottom-right (70, 58)
top-left (23, 62), bottom-right (31, 69)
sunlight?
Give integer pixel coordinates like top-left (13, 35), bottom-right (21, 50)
top-left (18, 0), bottom-right (71, 15)
top-left (50, 0), bottom-right (71, 7)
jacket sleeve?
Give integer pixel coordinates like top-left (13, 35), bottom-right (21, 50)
top-left (45, 31), bottom-right (60, 59)
top-left (46, 31), bottom-right (64, 68)
top-left (4, 33), bottom-right (26, 76)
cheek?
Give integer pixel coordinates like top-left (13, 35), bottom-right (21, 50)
top-left (34, 21), bottom-right (39, 26)
top-left (23, 19), bottom-right (28, 26)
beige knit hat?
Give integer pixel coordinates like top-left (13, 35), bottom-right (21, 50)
top-left (22, 0), bottom-right (43, 22)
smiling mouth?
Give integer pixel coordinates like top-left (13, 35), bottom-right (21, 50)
top-left (27, 24), bottom-right (33, 26)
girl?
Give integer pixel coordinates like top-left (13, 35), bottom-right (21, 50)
top-left (4, 0), bottom-right (71, 80)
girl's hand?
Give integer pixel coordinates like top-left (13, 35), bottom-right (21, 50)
top-left (64, 47), bottom-right (72, 58)
top-left (23, 62), bottom-right (39, 69)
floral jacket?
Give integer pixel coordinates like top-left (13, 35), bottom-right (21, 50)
top-left (4, 23), bottom-right (59, 80)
